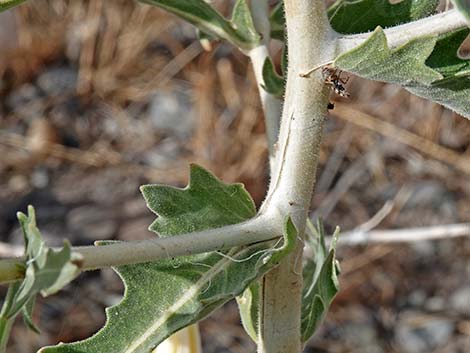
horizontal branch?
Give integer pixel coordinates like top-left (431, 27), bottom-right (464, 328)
top-left (337, 9), bottom-right (468, 53)
top-left (335, 223), bottom-right (470, 245)
top-left (0, 215), bottom-right (282, 284)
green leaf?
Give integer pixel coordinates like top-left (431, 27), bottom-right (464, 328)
top-left (0, 206), bottom-right (81, 351)
top-left (269, 0), bottom-right (439, 41)
top-left (236, 282), bottom-right (260, 342)
top-left (140, 0), bottom-right (259, 50)
top-left (261, 57), bottom-right (285, 98)
top-left (335, 27), bottom-right (441, 85)
top-left (40, 165), bottom-right (296, 353)
top-left (22, 297), bottom-right (40, 334)
top-left (231, 0), bottom-right (260, 45)
top-left (0, 0), bottom-right (27, 12)
top-left (301, 220), bottom-right (340, 343)
top-left (451, 0), bottom-right (470, 23)
top-left (328, 0), bottom-right (439, 34)
top-left (335, 27), bottom-right (470, 117)
top-left (142, 164), bottom-right (256, 236)
top-left (269, 1), bottom-right (285, 40)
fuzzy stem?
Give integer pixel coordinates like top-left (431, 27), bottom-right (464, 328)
top-left (0, 215), bottom-right (281, 284)
top-left (257, 1), bottom-right (334, 352)
top-left (248, 0), bottom-right (282, 165)
top-left (337, 9), bottom-right (468, 53)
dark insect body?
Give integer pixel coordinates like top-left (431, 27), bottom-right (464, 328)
top-left (322, 66), bottom-right (350, 98)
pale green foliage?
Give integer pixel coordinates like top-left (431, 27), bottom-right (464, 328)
top-left (237, 282), bottom-right (260, 342)
top-left (0, 206), bottom-right (81, 352)
top-left (328, 0), bottom-right (439, 34)
top-left (140, 0), bottom-right (259, 50)
top-left (261, 57), bottom-right (284, 98)
top-left (335, 28), bottom-right (441, 85)
top-left (142, 164), bottom-right (256, 235)
top-left (301, 220), bottom-right (340, 343)
top-left (40, 165), bottom-right (296, 353)
top-left (336, 26), bottom-right (470, 117)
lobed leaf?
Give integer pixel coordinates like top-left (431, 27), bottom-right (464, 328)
top-left (40, 165), bottom-right (296, 353)
top-left (0, 206), bottom-right (81, 352)
top-left (301, 220), bottom-right (340, 343)
top-left (335, 27), bottom-right (470, 117)
top-left (328, 0), bottom-right (439, 34)
top-left (140, 0), bottom-right (259, 50)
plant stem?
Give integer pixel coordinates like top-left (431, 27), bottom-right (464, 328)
top-left (257, 1), bottom-right (334, 352)
top-left (248, 0), bottom-right (281, 166)
top-left (0, 215), bottom-right (282, 284)
top-left (337, 9), bottom-right (468, 53)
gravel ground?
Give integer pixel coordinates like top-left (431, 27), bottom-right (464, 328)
top-left (0, 2), bottom-right (469, 352)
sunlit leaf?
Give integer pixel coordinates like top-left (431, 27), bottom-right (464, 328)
top-left (141, 0), bottom-right (259, 50)
top-left (231, 0), bottom-right (260, 45)
top-left (335, 27), bottom-right (470, 117)
top-left (40, 165), bottom-right (296, 353)
top-left (0, 207), bottom-right (81, 352)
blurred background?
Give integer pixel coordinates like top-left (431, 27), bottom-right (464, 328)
top-left (0, 1), bottom-right (469, 352)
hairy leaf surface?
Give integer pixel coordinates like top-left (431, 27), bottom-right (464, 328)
top-left (328, 0), bottom-right (439, 34)
top-left (335, 27), bottom-right (470, 117)
top-left (0, 207), bottom-right (81, 351)
top-left (40, 165), bottom-right (295, 353)
top-left (301, 220), bottom-right (340, 343)
top-left (141, 0), bottom-right (259, 49)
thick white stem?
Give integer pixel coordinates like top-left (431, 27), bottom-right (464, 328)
top-left (257, 2), bottom-right (335, 353)
top-left (78, 215), bottom-right (279, 269)
top-left (338, 9), bottom-right (468, 53)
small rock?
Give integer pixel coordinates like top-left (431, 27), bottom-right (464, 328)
top-left (395, 312), bottom-right (454, 353)
top-left (425, 296), bottom-right (445, 312)
top-left (450, 286), bottom-right (470, 315)
top-left (408, 290), bottom-right (427, 307)
top-left (36, 67), bottom-right (77, 96)
top-left (148, 89), bottom-right (194, 137)
top-left (142, 138), bottom-right (181, 168)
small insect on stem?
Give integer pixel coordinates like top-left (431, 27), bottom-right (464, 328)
top-left (299, 62), bottom-right (351, 98)
top-left (322, 65), bottom-right (350, 98)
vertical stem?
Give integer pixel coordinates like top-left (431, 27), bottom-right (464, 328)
top-left (248, 0), bottom-right (282, 167)
top-left (258, 1), bottom-right (335, 353)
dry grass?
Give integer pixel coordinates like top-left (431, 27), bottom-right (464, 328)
top-left (0, 1), bottom-right (469, 352)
